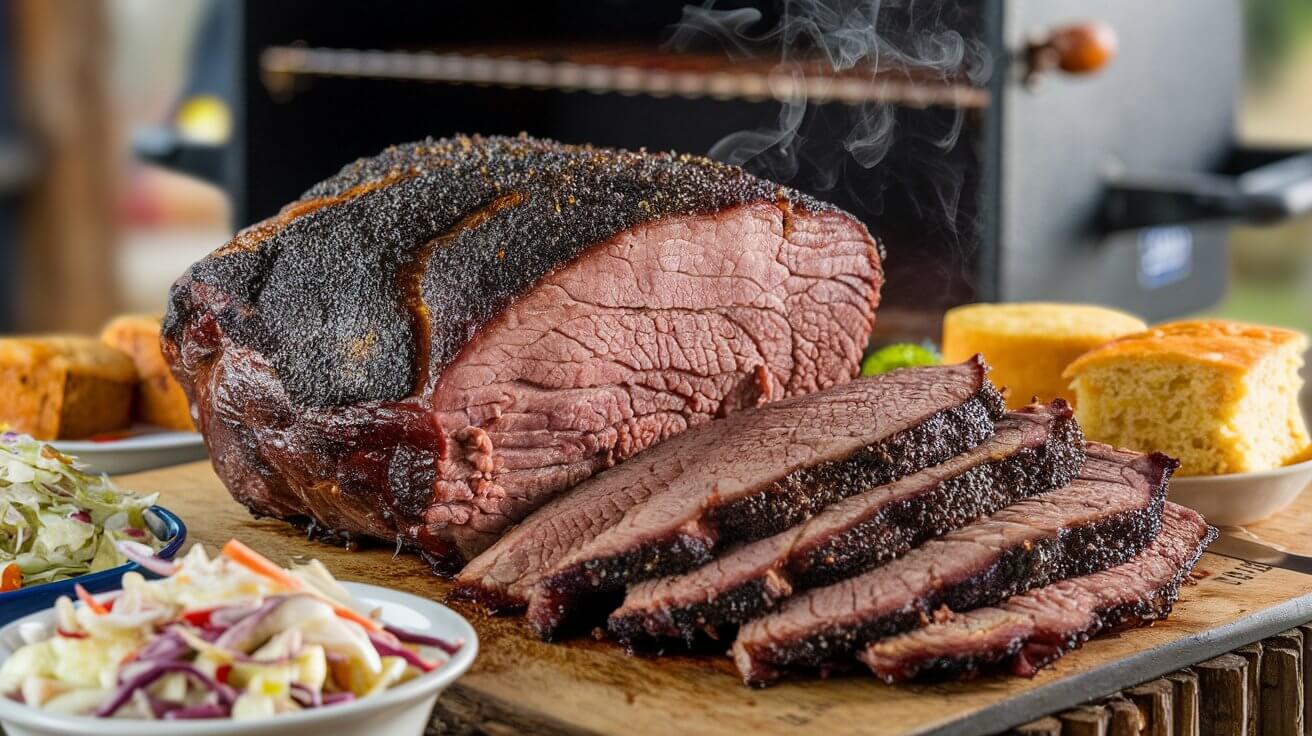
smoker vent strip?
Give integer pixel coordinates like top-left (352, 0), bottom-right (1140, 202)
top-left (259, 45), bottom-right (990, 109)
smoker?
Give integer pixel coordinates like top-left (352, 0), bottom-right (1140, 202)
top-left (152, 0), bottom-right (1312, 342)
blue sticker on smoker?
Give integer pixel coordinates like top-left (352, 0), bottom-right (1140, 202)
top-left (1138, 226), bottom-right (1193, 289)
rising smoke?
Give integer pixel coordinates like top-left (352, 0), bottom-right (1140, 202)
top-left (667, 0), bottom-right (991, 233)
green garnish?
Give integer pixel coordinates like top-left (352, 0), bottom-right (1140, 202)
top-left (861, 342), bottom-right (942, 376)
top-left (0, 433), bottom-right (161, 589)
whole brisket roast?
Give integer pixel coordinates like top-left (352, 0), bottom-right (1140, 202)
top-left (456, 359), bottom-right (1005, 637)
top-left (162, 135), bottom-right (884, 571)
top-left (610, 401), bottom-right (1085, 644)
top-left (732, 443), bottom-right (1176, 686)
top-left (861, 502), bottom-right (1215, 682)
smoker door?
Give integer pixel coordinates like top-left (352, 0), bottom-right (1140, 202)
top-left (997, 0), bottom-right (1239, 319)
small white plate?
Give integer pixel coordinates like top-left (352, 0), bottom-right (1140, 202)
top-left (51, 425), bottom-right (207, 475)
top-left (0, 582), bottom-right (479, 736)
top-left (1168, 458), bottom-right (1312, 527)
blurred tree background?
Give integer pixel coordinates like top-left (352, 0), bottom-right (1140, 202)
top-left (1218, 0), bottom-right (1312, 335)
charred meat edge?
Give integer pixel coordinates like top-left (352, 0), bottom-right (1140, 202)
top-left (609, 402), bottom-right (1086, 644)
top-left (860, 504), bottom-right (1215, 683)
top-left (523, 380), bottom-right (1007, 639)
top-left (732, 451), bottom-right (1176, 687)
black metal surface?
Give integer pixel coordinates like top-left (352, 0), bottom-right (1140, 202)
top-left (213, 0), bottom-right (1264, 330)
top-left (235, 0), bottom-right (985, 319)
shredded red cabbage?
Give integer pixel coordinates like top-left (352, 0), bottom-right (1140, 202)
top-left (322, 692), bottom-right (356, 706)
top-left (114, 541), bottom-right (177, 577)
top-left (96, 662), bottom-right (237, 718)
top-left (383, 624), bottom-right (462, 656)
top-left (164, 702), bottom-right (231, 720)
top-left (368, 632), bottom-right (437, 673)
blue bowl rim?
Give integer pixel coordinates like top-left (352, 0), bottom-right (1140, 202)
top-left (0, 505), bottom-right (187, 604)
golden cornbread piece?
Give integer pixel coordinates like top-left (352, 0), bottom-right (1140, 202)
top-left (0, 336), bottom-right (136, 439)
top-left (100, 315), bottom-right (195, 431)
top-left (1065, 320), bottom-right (1311, 476)
top-left (942, 302), bottom-right (1146, 409)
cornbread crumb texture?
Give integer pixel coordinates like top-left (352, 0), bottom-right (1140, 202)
top-left (942, 302), bottom-right (1146, 409)
top-left (101, 315), bottom-right (195, 431)
top-left (1065, 319), bottom-right (1311, 476)
top-left (0, 336), bottom-right (136, 439)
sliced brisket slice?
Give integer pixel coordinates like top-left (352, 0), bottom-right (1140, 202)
top-left (454, 359), bottom-right (1004, 634)
top-left (609, 401), bottom-right (1085, 644)
top-left (861, 502), bottom-right (1214, 683)
top-left (731, 443), bottom-right (1176, 687)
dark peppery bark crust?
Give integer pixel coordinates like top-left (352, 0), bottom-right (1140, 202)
top-left (162, 134), bottom-right (885, 572)
top-left (166, 134), bottom-right (843, 408)
top-left (608, 402), bottom-right (1086, 644)
top-left (731, 445), bottom-right (1177, 687)
top-left (860, 503), bottom-right (1215, 683)
top-left (524, 377), bottom-right (1006, 639)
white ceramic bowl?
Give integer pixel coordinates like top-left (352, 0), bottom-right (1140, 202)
top-left (1168, 458), bottom-right (1312, 526)
top-left (0, 582), bottom-right (478, 736)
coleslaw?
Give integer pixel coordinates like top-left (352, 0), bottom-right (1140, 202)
top-left (1, 433), bottom-right (162, 592)
top-left (0, 540), bottom-right (462, 720)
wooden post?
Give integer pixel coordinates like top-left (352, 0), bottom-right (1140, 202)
top-left (1107, 697), bottom-right (1147, 736)
top-left (1062, 704), bottom-right (1112, 736)
top-left (1299, 624), bottom-right (1312, 736)
top-left (1168, 669), bottom-right (1202, 736)
top-left (1014, 716), bottom-right (1064, 736)
top-left (1260, 644), bottom-right (1304, 736)
top-left (1236, 643), bottom-right (1264, 736)
top-left (1198, 653), bottom-right (1249, 736)
top-left (1128, 679), bottom-right (1175, 736)
top-left (1268, 629), bottom-right (1305, 655)
top-left (11, 0), bottom-right (119, 331)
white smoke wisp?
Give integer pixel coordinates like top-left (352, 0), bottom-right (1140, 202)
top-left (666, 0), bottom-right (992, 230)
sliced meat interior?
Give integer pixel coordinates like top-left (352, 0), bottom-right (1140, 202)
top-left (731, 443), bottom-right (1175, 686)
top-left (162, 135), bottom-right (885, 572)
top-left (610, 401), bottom-right (1085, 644)
top-left (861, 502), bottom-right (1214, 682)
top-left (455, 359), bottom-right (1005, 636)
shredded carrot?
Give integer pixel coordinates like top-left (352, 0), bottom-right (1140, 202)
top-left (222, 540), bottom-right (302, 590)
top-left (0, 563), bottom-right (21, 593)
top-left (75, 584), bottom-right (109, 615)
top-left (221, 539), bottom-right (381, 631)
top-left (328, 603), bottom-right (381, 631)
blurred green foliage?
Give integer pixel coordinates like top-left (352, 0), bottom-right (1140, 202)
top-left (1246, 0), bottom-right (1312, 84)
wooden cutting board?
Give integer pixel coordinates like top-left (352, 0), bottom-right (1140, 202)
top-left (116, 462), bottom-right (1312, 736)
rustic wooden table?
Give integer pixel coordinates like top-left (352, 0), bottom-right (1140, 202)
top-left (95, 461), bottom-right (1312, 736)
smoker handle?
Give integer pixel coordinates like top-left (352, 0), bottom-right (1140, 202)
top-left (1024, 21), bottom-right (1118, 85)
top-left (1102, 152), bottom-right (1312, 231)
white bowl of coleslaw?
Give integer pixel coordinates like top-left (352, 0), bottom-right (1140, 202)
top-left (0, 543), bottom-right (478, 736)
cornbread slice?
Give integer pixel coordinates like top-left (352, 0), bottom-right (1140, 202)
top-left (101, 315), bottom-right (195, 431)
top-left (943, 303), bottom-right (1146, 409)
top-left (1064, 320), bottom-right (1311, 476)
top-left (0, 336), bottom-right (136, 439)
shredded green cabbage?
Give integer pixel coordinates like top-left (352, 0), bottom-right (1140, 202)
top-left (0, 433), bottom-right (162, 588)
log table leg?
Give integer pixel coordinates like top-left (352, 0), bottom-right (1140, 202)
top-left (1128, 679), bottom-right (1176, 736)
top-left (1168, 669), bottom-right (1202, 736)
top-left (1259, 643), bottom-right (1303, 736)
top-left (1236, 643), bottom-right (1264, 736)
top-left (1108, 697), bottom-right (1147, 736)
top-left (1062, 705), bottom-right (1112, 736)
top-left (1298, 624), bottom-right (1312, 736)
top-left (1198, 653), bottom-right (1250, 736)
